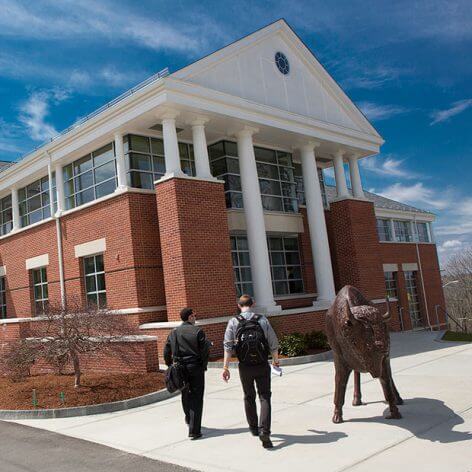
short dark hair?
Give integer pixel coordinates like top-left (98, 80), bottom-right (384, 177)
top-left (238, 294), bottom-right (254, 307)
top-left (180, 308), bottom-right (194, 321)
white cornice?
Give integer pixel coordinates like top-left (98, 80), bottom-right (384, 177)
top-left (375, 207), bottom-right (435, 222)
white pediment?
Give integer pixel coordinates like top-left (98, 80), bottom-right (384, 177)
top-left (173, 20), bottom-right (379, 138)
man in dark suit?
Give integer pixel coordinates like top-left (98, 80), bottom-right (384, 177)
top-left (164, 307), bottom-right (210, 440)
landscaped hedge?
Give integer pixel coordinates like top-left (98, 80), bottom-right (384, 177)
top-left (279, 330), bottom-right (329, 357)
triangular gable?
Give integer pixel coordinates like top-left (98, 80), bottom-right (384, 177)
top-left (173, 20), bottom-right (380, 138)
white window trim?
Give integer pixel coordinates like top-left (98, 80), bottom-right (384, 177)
top-left (26, 253), bottom-right (49, 270)
top-left (383, 263), bottom-right (398, 272)
top-left (402, 263), bottom-right (418, 271)
top-left (75, 238), bottom-right (106, 258)
top-left (0, 265), bottom-right (6, 277)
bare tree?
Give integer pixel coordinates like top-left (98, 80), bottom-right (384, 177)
top-left (443, 248), bottom-right (472, 333)
top-left (5, 299), bottom-right (139, 387)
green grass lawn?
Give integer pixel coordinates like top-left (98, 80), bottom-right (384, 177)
top-left (442, 330), bottom-right (472, 342)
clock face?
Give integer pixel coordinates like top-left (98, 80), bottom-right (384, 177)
top-left (275, 52), bottom-right (290, 75)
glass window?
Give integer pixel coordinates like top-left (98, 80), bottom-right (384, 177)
top-left (268, 236), bottom-right (304, 296)
top-left (230, 235), bottom-right (253, 297)
top-left (19, 175), bottom-right (56, 228)
top-left (32, 267), bottom-right (48, 315)
top-left (125, 134), bottom-right (195, 189)
top-left (0, 194), bottom-right (13, 236)
top-left (393, 220), bottom-right (412, 242)
top-left (404, 271), bottom-right (422, 328)
top-left (416, 222), bottom-right (430, 243)
top-left (293, 164), bottom-right (328, 209)
top-left (377, 218), bottom-right (392, 242)
top-left (384, 271), bottom-right (398, 298)
top-left (64, 142), bottom-right (117, 210)
top-left (209, 141), bottom-right (298, 214)
top-left (0, 276), bottom-right (6, 319)
top-left (84, 254), bottom-right (107, 308)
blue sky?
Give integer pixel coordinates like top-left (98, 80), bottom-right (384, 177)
top-left (0, 0), bottom-right (470, 264)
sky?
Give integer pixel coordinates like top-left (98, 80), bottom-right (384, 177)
top-left (0, 0), bottom-right (470, 265)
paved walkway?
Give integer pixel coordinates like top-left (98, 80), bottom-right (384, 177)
top-left (10, 331), bottom-right (472, 472)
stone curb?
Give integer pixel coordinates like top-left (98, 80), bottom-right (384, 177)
top-left (0, 388), bottom-right (178, 420)
top-left (207, 349), bottom-right (333, 369)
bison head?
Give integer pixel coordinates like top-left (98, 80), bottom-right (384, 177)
top-left (333, 286), bottom-right (392, 377)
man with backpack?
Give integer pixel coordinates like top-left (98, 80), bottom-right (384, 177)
top-left (222, 294), bottom-right (280, 449)
top-left (164, 307), bottom-right (211, 440)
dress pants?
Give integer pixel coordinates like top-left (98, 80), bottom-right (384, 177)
top-left (238, 362), bottom-right (271, 435)
top-left (181, 364), bottom-right (205, 435)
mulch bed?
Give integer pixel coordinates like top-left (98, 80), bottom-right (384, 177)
top-left (0, 372), bottom-right (166, 410)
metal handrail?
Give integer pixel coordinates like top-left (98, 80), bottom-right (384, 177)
top-left (435, 304), bottom-right (467, 333)
top-left (9, 67), bottom-right (170, 167)
top-left (398, 306), bottom-right (405, 331)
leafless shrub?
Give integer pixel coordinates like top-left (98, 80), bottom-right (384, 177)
top-left (4, 298), bottom-right (140, 387)
top-left (443, 248), bottom-right (472, 333)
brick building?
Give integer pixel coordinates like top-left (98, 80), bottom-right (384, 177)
top-left (0, 20), bottom-right (445, 372)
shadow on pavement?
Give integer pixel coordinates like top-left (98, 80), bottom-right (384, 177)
top-left (347, 397), bottom-right (472, 444)
top-left (271, 429), bottom-right (347, 450)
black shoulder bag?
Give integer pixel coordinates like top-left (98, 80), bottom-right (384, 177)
top-left (165, 330), bottom-right (189, 393)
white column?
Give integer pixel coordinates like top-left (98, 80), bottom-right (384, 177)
top-left (348, 155), bottom-right (365, 199)
top-left (191, 119), bottom-right (213, 179)
top-left (11, 187), bottom-right (20, 231)
top-left (162, 114), bottom-right (183, 178)
top-left (236, 128), bottom-right (279, 313)
top-left (333, 150), bottom-right (349, 198)
top-left (55, 164), bottom-right (65, 215)
top-left (300, 143), bottom-right (336, 302)
top-left (114, 132), bottom-right (128, 190)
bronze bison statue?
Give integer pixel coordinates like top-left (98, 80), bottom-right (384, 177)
top-left (326, 285), bottom-right (403, 423)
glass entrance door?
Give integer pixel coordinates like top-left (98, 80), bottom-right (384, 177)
top-left (404, 271), bottom-right (423, 329)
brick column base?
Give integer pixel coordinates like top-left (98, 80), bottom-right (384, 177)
top-left (327, 198), bottom-right (386, 300)
top-left (155, 177), bottom-right (237, 321)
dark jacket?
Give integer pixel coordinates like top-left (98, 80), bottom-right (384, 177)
top-left (164, 322), bottom-right (211, 369)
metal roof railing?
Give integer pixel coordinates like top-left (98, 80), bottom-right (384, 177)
top-left (9, 67), bottom-right (170, 169)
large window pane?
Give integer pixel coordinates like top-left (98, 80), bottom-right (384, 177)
top-left (93, 143), bottom-right (114, 167)
top-left (94, 161), bottom-right (116, 184)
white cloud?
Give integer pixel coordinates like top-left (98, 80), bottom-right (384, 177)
top-left (430, 99), bottom-right (472, 125)
top-left (442, 239), bottom-right (463, 249)
top-left (358, 101), bottom-right (409, 121)
top-left (376, 182), bottom-right (450, 211)
top-left (341, 65), bottom-right (403, 90)
top-left (0, 0), bottom-right (216, 54)
top-left (361, 155), bottom-right (420, 179)
top-left (19, 89), bottom-right (69, 142)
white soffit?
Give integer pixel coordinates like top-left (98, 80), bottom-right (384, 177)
top-left (0, 265), bottom-right (6, 277)
top-left (402, 263), bottom-right (418, 271)
top-left (383, 263), bottom-right (398, 272)
top-left (26, 254), bottom-right (49, 270)
top-left (75, 238), bottom-right (107, 258)
top-left (227, 210), bottom-right (304, 233)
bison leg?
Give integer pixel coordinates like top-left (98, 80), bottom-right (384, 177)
top-left (352, 371), bottom-right (363, 406)
top-left (379, 362), bottom-right (402, 420)
top-left (333, 360), bottom-right (351, 424)
top-left (386, 361), bottom-right (403, 405)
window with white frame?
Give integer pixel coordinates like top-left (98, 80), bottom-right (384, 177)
top-left (209, 141), bottom-right (298, 213)
top-left (393, 220), bottom-right (412, 242)
top-left (125, 134), bottom-right (194, 189)
top-left (416, 222), bottom-right (430, 242)
top-left (376, 218), bottom-right (392, 242)
top-left (268, 236), bottom-right (304, 295)
top-left (63, 143), bottom-right (117, 210)
top-left (19, 176), bottom-right (56, 227)
top-left (230, 235), bottom-right (253, 297)
top-left (0, 276), bottom-right (6, 319)
top-left (293, 164), bottom-right (328, 209)
top-left (404, 270), bottom-right (422, 328)
top-left (384, 271), bottom-right (398, 298)
top-left (32, 267), bottom-right (48, 315)
top-left (0, 194), bottom-right (13, 236)
top-left (84, 254), bottom-right (107, 308)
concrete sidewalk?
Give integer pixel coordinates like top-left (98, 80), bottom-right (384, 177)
top-left (11, 331), bottom-right (472, 472)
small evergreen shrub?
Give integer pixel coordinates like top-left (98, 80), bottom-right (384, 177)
top-left (304, 330), bottom-right (330, 350)
top-left (279, 333), bottom-right (307, 357)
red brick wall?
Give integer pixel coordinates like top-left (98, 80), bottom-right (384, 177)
top-left (156, 177), bottom-right (237, 321)
top-left (327, 199), bottom-right (385, 300)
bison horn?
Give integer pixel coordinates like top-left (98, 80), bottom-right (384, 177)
top-left (382, 296), bottom-right (391, 322)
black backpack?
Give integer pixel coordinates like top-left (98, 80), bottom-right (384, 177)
top-left (235, 314), bottom-right (269, 366)
top-left (165, 330), bottom-right (189, 394)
